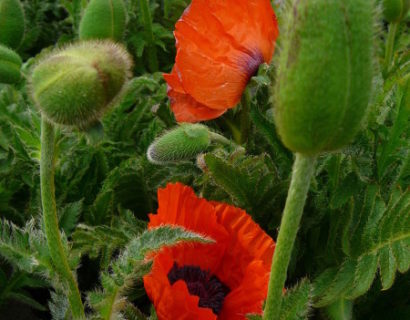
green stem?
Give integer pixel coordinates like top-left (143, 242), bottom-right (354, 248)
top-left (224, 118), bottom-right (242, 144)
top-left (163, 0), bottom-right (170, 19)
top-left (263, 153), bottom-right (317, 320)
top-left (326, 299), bottom-right (353, 320)
top-left (209, 131), bottom-right (245, 153)
top-left (139, 0), bottom-right (159, 72)
top-left (384, 22), bottom-right (398, 75)
top-left (239, 88), bottom-right (251, 144)
top-left (40, 118), bottom-right (85, 319)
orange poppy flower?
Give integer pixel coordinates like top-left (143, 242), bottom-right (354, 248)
top-left (164, 0), bottom-right (279, 123)
top-left (143, 183), bottom-right (275, 320)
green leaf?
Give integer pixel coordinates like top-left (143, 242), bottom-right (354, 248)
top-left (58, 199), bottom-right (83, 236)
top-left (313, 187), bottom-right (410, 306)
top-left (203, 153), bottom-right (284, 224)
top-left (88, 226), bottom-right (212, 320)
top-left (280, 279), bottom-right (312, 320)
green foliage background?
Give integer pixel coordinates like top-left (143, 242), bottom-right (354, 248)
top-left (0, 0), bottom-right (409, 319)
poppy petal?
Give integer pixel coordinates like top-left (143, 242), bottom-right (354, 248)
top-left (173, 0), bottom-right (263, 109)
top-left (219, 261), bottom-right (270, 320)
top-left (144, 253), bottom-right (217, 320)
top-left (164, 0), bottom-right (278, 123)
top-left (144, 184), bottom-right (276, 319)
top-left (148, 183), bottom-right (229, 271)
top-left (212, 203), bottom-right (275, 288)
top-left (204, 0), bottom-right (279, 63)
top-left (164, 70), bottom-right (227, 123)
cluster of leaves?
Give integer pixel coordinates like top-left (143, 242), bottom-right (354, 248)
top-left (0, 0), bottom-right (409, 319)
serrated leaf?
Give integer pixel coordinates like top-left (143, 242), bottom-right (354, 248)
top-left (203, 153), bottom-right (282, 223)
top-left (58, 199), bottom-right (83, 236)
top-left (123, 226), bottom-right (213, 261)
top-left (280, 279), bottom-right (312, 320)
top-left (88, 226), bottom-right (212, 319)
top-left (313, 188), bottom-right (410, 306)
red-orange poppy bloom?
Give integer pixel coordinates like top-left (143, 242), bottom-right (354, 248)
top-left (164, 0), bottom-right (279, 123)
top-left (143, 183), bottom-right (275, 320)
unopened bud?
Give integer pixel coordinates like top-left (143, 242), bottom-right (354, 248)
top-left (0, 0), bottom-right (25, 49)
top-left (0, 44), bottom-right (22, 84)
top-left (382, 0), bottom-right (410, 22)
top-left (274, 0), bottom-right (375, 155)
top-left (147, 124), bottom-right (211, 164)
top-left (79, 0), bottom-right (127, 41)
top-left (30, 41), bottom-right (133, 128)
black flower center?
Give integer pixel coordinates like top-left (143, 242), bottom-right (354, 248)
top-left (167, 262), bottom-right (230, 315)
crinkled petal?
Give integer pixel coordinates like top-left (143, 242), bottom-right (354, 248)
top-left (219, 261), bottom-right (270, 320)
top-left (212, 202), bottom-right (275, 288)
top-left (164, 70), bottom-right (227, 123)
top-left (164, 0), bottom-right (278, 122)
top-left (144, 253), bottom-right (217, 320)
top-left (148, 183), bottom-right (229, 271)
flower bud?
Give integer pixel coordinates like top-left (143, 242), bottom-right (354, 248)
top-left (382, 0), bottom-right (410, 22)
top-left (0, 0), bottom-right (25, 49)
top-left (30, 41), bottom-right (133, 128)
top-left (147, 124), bottom-right (211, 164)
top-left (79, 0), bottom-right (126, 41)
top-left (0, 43), bottom-right (22, 84)
top-left (274, 0), bottom-right (375, 155)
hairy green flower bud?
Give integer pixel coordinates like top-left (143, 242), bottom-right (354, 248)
top-left (0, 0), bottom-right (25, 49)
top-left (274, 0), bottom-right (375, 155)
top-left (147, 124), bottom-right (211, 164)
top-left (0, 43), bottom-right (21, 84)
top-left (79, 0), bottom-right (127, 41)
top-left (30, 41), bottom-right (133, 128)
top-left (382, 0), bottom-right (410, 22)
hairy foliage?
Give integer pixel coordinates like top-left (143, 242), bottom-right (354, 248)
top-left (87, 226), bottom-right (212, 320)
top-left (0, 0), bottom-right (408, 318)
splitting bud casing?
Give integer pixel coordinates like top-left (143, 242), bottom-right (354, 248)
top-left (30, 41), bottom-right (133, 128)
top-left (79, 0), bottom-right (127, 41)
top-left (0, 43), bottom-right (22, 84)
top-left (0, 0), bottom-right (25, 49)
top-left (274, 0), bottom-right (375, 155)
top-left (147, 124), bottom-right (211, 164)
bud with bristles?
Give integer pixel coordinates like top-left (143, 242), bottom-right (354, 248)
top-left (147, 124), bottom-right (211, 165)
top-left (30, 41), bottom-right (133, 128)
top-left (0, 0), bottom-right (25, 49)
top-left (382, 0), bottom-right (410, 22)
top-left (0, 43), bottom-right (22, 84)
top-left (274, 0), bottom-right (375, 155)
top-left (79, 0), bottom-right (127, 41)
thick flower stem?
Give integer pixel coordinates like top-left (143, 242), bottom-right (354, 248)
top-left (263, 153), bottom-right (316, 320)
top-left (239, 88), bottom-right (251, 144)
top-left (384, 22), bottom-right (398, 74)
top-left (40, 118), bottom-right (85, 319)
top-left (139, 0), bottom-right (159, 72)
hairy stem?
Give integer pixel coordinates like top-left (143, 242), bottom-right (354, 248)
top-left (239, 88), bottom-right (251, 144)
top-left (41, 118), bottom-right (85, 319)
top-left (139, 0), bottom-right (159, 72)
top-left (326, 299), bottom-right (353, 320)
top-left (384, 22), bottom-right (398, 75)
top-left (263, 154), bottom-right (317, 320)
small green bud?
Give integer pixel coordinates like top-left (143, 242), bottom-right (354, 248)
top-left (0, 43), bottom-right (22, 84)
top-left (147, 124), bottom-right (211, 164)
top-left (79, 0), bottom-right (127, 41)
top-left (0, 0), bottom-right (25, 49)
top-left (30, 41), bottom-right (133, 128)
top-left (382, 0), bottom-right (410, 22)
top-left (274, 0), bottom-right (375, 155)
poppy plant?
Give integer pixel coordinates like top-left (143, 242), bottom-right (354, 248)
top-left (143, 183), bottom-right (275, 320)
top-left (164, 0), bottom-right (279, 123)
